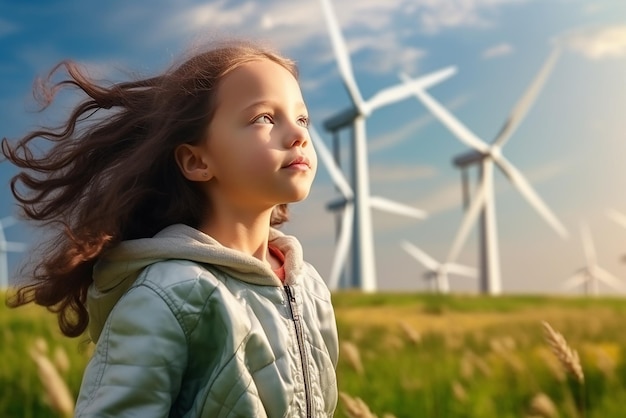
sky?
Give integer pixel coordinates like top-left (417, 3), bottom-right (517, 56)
top-left (1, 0), bottom-right (626, 294)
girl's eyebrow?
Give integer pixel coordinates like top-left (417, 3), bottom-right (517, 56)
top-left (242, 100), bottom-right (308, 113)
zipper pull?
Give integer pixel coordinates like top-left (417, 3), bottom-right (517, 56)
top-left (284, 286), bottom-right (300, 321)
top-left (284, 285), bottom-right (296, 302)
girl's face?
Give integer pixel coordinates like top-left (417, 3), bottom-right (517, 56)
top-left (200, 58), bottom-right (317, 213)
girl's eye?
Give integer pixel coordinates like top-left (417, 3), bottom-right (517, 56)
top-left (297, 116), bottom-right (310, 128)
top-left (253, 114), bottom-right (273, 124)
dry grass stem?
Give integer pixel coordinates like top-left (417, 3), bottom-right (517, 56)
top-left (529, 392), bottom-right (559, 418)
top-left (53, 346), bottom-right (71, 374)
top-left (341, 341), bottom-right (364, 375)
top-left (29, 347), bottom-right (75, 418)
top-left (339, 391), bottom-right (378, 418)
top-left (452, 381), bottom-right (468, 403)
top-left (542, 321), bottom-right (584, 383)
top-left (398, 321), bottom-right (421, 345)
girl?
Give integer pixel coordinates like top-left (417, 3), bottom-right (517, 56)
top-left (2, 41), bottom-right (338, 417)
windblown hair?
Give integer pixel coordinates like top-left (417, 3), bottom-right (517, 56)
top-left (1, 40), bottom-right (297, 337)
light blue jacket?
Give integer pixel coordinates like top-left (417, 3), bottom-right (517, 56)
top-left (75, 224), bottom-right (339, 417)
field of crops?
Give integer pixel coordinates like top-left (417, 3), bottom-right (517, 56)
top-left (2, 291), bottom-right (626, 417)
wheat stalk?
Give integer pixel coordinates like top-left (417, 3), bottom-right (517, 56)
top-left (341, 341), bottom-right (364, 375)
top-left (398, 321), bottom-right (421, 345)
top-left (529, 392), bottom-right (558, 418)
top-left (29, 346), bottom-right (75, 418)
top-left (541, 321), bottom-right (584, 383)
top-left (339, 391), bottom-right (377, 418)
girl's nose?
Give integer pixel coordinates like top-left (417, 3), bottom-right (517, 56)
top-left (287, 125), bottom-right (309, 148)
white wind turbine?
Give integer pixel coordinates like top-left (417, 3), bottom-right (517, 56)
top-left (0, 216), bottom-right (27, 289)
top-left (400, 240), bottom-right (477, 293)
top-left (563, 223), bottom-right (623, 296)
top-left (400, 47), bottom-right (569, 295)
top-left (319, 0), bottom-right (456, 292)
top-left (310, 126), bottom-right (427, 290)
top-left (607, 208), bottom-right (626, 229)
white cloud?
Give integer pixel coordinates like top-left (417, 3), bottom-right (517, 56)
top-left (413, 0), bottom-right (530, 34)
top-left (482, 42), bottom-right (514, 59)
top-left (138, 0), bottom-right (533, 73)
top-left (560, 25), bottom-right (626, 60)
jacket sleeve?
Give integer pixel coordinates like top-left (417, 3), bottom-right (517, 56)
top-left (75, 284), bottom-right (187, 417)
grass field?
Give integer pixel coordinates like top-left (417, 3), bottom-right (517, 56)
top-left (2, 291), bottom-right (626, 417)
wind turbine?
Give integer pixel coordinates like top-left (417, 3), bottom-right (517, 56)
top-left (563, 223), bottom-right (623, 296)
top-left (607, 208), bottom-right (626, 229)
top-left (319, 0), bottom-right (456, 292)
top-left (0, 216), bottom-right (27, 289)
top-left (400, 47), bottom-right (568, 295)
top-left (400, 240), bottom-right (477, 293)
top-left (310, 126), bottom-right (427, 290)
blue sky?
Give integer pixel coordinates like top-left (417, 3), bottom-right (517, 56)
top-left (1, 0), bottom-right (626, 294)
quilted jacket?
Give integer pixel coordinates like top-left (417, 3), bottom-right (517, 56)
top-left (74, 224), bottom-right (339, 417)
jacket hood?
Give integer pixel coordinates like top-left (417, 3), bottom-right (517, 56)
top-left (87, 223), bottom-right (305, 341)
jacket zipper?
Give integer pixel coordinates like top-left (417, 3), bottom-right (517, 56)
top-left (284, 285), bottom-right (313, 417)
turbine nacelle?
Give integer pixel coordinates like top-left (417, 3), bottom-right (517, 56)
top-left (402, 46), bottom-right (568, 294)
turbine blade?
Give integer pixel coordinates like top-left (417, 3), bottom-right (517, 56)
top-left (607, 208), bottom-right (626, 229)
top-left (369, 196), bottom-right (427, 219)
top-left (494, 155), bottom-right (568, 238)
top-left (580, 222), bottom-right (597, 267)
top-left (446, 174), bottom-right (490, 263)
top-left (446, 263), bottom-right (478, 278)
top-left (594, 266), bottom-right (624, 291)
top-left (367, 66), bottom-right (456, 113)
top-left (399, 72), bottom-right (490, 153)
top-left (328, 203), bottom-right (354, 290)
top-left (400, 241), bottom-right (439, 271)
top-left (493, 47), bottom-right (561, 147)
top-left (309, 125), bottom-right (354, 199)
top-left (319, 0), bottom-right (364, 109)
top-left (562, 272), bottom-right (587, 289)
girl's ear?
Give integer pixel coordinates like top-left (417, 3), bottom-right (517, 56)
top-left (174, 144), bottom-right (214, 182)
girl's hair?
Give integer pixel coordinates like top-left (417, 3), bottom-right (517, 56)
top-left (1, 40), bottom-right (297, 337)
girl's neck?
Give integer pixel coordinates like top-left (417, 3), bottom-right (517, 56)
top-left (198, 207), bottom-right (275, 267)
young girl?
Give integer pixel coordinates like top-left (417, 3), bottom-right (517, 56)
top-left (2, 41), bottom-right (338, 417)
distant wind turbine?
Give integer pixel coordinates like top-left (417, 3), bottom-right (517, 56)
top-left (400, 240), bottom-right (477, 293)
top-left (319, 0), bottom-right (456, 292)
top-left (310, 126), bottom-right (427, 290)
top-left (400, 47), bottom-right (568, 295)
top-left (0, 216), bottom-right (27, 288)
top-left (563, 223), bottom-right (623, 296)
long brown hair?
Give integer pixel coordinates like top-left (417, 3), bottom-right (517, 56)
top-left (1, 40), bottom-right (296, 337)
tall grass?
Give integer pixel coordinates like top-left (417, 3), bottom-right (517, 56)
top-left (2, 291), bottom-right (626, 417)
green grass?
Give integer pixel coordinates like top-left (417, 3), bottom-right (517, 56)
top-left (3, 291), bottom-right (626, 417)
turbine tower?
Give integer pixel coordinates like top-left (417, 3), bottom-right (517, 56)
top-left (0, 216), bottom-right (27, 288)
top-left (310, 126), bottom-right (427, 290)
top-left (401, 47), bottom-right (568, 295)
top-left (563, 223), bottom-right (623, 295)
top-left (400, 241), bottom-right (477, 293)
top-left (319, 0), bottom-right (456, 291)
